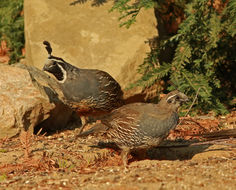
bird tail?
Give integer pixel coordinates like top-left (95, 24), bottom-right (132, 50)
top-left (193, 129), bottom-right (236, 140)
top-left (77, 122), bottom-right (108, 137)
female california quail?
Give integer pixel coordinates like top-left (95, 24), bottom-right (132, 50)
top-left (78, 90), bottom-right (188, 166)
top-left (42, 41), bottom-right (124, 132)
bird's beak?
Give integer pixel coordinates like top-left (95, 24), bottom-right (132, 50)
top-left (42, 59), bottom-right (53, 71)
top-left (179, 92), bottom-right (189, 103)
top-left (181, 96), bottom-right (189, 103)
top-left (42, 63), bottom-right (48, 71)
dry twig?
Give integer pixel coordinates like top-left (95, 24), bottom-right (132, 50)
top-left (0, 137), bottom-right (9, 148)
top-left (178, 87), bottom-right (201, 126)
top-left (19, 130), bottom-right (33, 160)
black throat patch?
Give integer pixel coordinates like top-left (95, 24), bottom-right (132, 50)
top-left (48, 63), bottom-right (65, 82)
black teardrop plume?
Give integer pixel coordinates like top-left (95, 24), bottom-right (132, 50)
top-left (43, 41), bottom-right (67, 63)
top-left (43, 40), bottom-right (52, 56)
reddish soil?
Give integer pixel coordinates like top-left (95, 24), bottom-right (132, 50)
top-left (0, 112), bottom-right (235, 190)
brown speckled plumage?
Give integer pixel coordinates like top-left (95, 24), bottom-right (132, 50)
top-left (78, 90), bottom-right (188, 166)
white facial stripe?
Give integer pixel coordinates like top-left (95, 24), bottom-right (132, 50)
top-left (166, 94), bottom-right (178, 102)
top-left (47, 59), bottom-right (58, 65)
top-left (57, 64), bottom-right (67, 83)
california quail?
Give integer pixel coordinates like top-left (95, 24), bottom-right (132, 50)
top-left (42, 41), bottom-right (124, 132)
top-left (78, 90), bottom-right (188, 166)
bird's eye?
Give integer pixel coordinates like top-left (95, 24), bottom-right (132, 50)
top-left (48, 61), bottom-right (57, 68)
top-left (175, 96), bottom-right (180, 101)
top-left (52, 62), bottom-right (58, 67)
top-left (167, 99), bottom-right (172, 103)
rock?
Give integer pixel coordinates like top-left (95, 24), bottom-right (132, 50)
top-left (0, 63), bottom-right (74, 139)
top-left (24, 0), bottom-right (157, 96)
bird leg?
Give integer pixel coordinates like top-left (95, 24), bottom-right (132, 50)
top-left (79, 116), bottom-right (89, 134)
top-left (120, 148), bottom-right (130, 167)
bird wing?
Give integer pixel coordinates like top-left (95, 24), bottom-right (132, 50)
top-left (105, 103), bottom-right (178, 139)
top-left (139, 105), bottom-right (178, 138)
top-left (77, 122), bottom-right (109, 137)
top-left (78, 102), bottom-right (178, 141)
top-left (103, 105), bottom-right (140, 131)
top-left (62, 69), bottom-right (100, 101)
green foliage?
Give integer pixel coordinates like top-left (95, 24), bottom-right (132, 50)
top-left (0, 0), bottom-right (24, 64)
top-left (0, 174), bottom-right (7, 181)
top-left (71, 0), bottom-right (235, 114)
top-left (56, 159), bottom-right (75, 170)
top-left (71, 0), bottom-right (155, 28)
top-left (130, 0), bottom-right (236, 115)
top-left (0, 149), bottom-right (7, 153)
top-left (128, 45), bottom-right (172, 89)
top-left (110, 0), bottom-right (155, 28)
top-left (70, 0), bottom-right (107, 7)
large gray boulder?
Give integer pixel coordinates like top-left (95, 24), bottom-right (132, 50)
top-left (0, 63), bottom-right (74, 139)
top-left (24, 0), bottom-right (157, 96)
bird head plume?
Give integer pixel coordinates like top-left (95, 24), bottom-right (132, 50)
top-left (42, 41), bottom-right (73, 83)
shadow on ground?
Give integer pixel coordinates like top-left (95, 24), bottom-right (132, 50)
top-left (87, 139), bottom-right (213, 163)
top-left (148, 140), bottom-right (210, 161)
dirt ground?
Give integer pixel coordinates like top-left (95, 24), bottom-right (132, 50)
top-left (0, 113), bottom-right (236, 190)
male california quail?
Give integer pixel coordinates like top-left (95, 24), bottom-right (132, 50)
top-left (78, 90), bottom-right (188, 166)
top-left (42, 41), bottom-right (124, 132)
